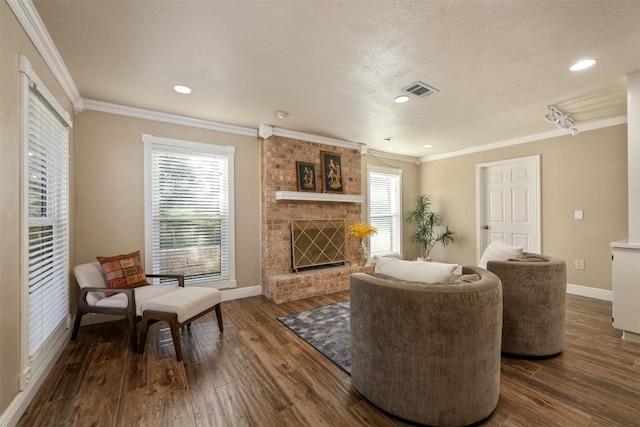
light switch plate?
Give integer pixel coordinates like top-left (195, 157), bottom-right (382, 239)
top-left (574, 210), bottom-right (584, 220)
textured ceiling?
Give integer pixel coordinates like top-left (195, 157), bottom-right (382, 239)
top-left (34, 0), bottom-right (640, 157)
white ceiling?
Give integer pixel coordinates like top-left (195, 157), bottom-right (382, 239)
top-left (34, 0), bottom-right (640, 158)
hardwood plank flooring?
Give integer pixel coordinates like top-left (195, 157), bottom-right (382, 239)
top-left (17, 293), bottom-right (640, 426)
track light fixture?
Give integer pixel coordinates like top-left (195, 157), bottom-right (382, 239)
top-left (545, 105), bottom-right (578, 135)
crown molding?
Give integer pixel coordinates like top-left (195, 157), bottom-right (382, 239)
top-left (271, 127), bottom-right (365, 152)
top-left (366, 149), bottom-right (420, 165)
top-left (8, 0), bottom-right (81, 104)
top-left (420, 115), bottom-right (628, 163)
top-left (82, 99), bottom-right (258, 137)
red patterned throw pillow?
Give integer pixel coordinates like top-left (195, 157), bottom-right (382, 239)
top-left (96, 250), bottom-right (150, 293)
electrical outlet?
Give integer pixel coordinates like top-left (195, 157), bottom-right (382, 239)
top-left (575, 259), bottom-right (585, 270)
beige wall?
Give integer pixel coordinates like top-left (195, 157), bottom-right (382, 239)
top-left (73, 110), bottom-right (262, 290)
top-left (361, 153), bottom-right (421, 259)
top-left (0, 0), bottom-right (75, 414)
top-left (420, 124), bottom-right (628, 291)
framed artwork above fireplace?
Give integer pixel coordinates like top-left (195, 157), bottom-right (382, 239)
top-left (296, 161), bottom-right (317, 192)
top-left (320, 151), bottom-right (344, 193)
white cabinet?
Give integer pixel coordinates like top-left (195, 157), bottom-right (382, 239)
top-left (611, 240), bottom-right (640, 343)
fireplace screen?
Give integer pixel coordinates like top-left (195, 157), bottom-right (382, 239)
top-left (291, 219), bottom-right (347, 272)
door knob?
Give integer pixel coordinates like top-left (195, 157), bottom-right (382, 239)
top-left (482, 225), bottom-right (489, 230)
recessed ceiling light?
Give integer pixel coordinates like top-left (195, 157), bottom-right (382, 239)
top-left (570, 59), bottom-right (596, 71)
top-left (394, 95), bottom-right (410, 104)
top-left (173, 85), bottom-right (192, 94)
top-left (423, 144), bottom-right (433, 148)
top-left (275, 110), bottom-right (289, 119)
top-left (383, 137), bottom-right (393, 143)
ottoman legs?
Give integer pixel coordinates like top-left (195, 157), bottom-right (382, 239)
top-left (139, 303), bottom-right (223, 361)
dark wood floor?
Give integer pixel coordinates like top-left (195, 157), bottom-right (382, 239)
top-left (17, 292), bottom-right (640, 427)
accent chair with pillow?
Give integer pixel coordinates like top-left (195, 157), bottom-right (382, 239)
top-left (486, 253), bottom-right (567, 356)
top-left (72, 250), bottom-right (184, 351)
top-left (74, 250), bottom-right (224, 361)
top-left (350, 264), bottom-right (503, 426)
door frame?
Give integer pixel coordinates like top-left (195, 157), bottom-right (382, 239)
top-left (475, 155), bottom-right (541, 263)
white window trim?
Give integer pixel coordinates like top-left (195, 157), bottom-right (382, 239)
top-left (367, 164), bottom-right (403, 259)
top-left (19, 55), bottom-right (72, 390)
top-left (142, 133), bottom-right (236, 289)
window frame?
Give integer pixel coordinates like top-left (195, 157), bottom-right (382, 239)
top-left (142, 133), bottom-right (236, 289)
top-left (20, 55), bottom-right (72, 389)
top-left (367, 164), bottom-right (403, 258)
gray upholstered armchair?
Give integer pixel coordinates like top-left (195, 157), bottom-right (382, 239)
top-left (350, 266), bottom-right (502, 426)
top-left (487, 253), bottom-right (567, 356)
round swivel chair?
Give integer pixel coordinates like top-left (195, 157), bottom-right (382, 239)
top-left (487, 253), bottom-right (567, 356)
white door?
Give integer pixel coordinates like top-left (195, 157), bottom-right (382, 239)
top-left (476, 155), bottom-right (540, 262)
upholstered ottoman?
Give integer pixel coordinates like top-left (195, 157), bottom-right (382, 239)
top-left (138, 287), bottom-right (223, 361)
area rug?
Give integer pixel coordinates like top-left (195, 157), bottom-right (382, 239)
top-left (277, 301), bottom-right (351, 373)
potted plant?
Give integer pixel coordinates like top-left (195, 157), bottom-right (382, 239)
top-left (406, 194), bottom-right (455, 260)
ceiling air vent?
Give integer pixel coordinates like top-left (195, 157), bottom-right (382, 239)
top-left (402, 81), bottom-right (439, 98)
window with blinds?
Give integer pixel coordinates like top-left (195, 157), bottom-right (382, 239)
top-left (367, 166), bottom-right (402, 257)
top-left (25, 82), bottom-right (70, 359)
top-left (144, 136), bottom-right (235, 287)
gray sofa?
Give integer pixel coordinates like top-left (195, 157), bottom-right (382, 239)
top-left (350, 266), bottom-right (502, 427)
top-left (487, 253), bottom-right (567, 356)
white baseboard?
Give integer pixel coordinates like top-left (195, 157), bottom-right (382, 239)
top-left (221, 285), bottom-right (262, 301)
top-left (566, 283), bottom-right (613, 301)
top-left (0, 330), bottom-right (71, 427)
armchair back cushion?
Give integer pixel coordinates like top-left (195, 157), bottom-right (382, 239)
top-left (73, 262), bottom-right (109, 305)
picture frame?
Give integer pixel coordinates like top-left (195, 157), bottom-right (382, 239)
top-left (320, 151), bottom-right (344, 193)
top-left (296, 161), bottom-right (317, 192)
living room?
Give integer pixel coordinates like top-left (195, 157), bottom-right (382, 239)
top-left (2, 1), bottom-right (640, 426)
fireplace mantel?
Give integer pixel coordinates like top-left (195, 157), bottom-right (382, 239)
top-left (275, 191), bottom-right (365, 203)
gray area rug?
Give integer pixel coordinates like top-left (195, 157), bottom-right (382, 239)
top-left (277, 301), bottom-right (351, 373)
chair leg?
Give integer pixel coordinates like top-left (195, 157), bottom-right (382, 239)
top-left (138, 317), bottom-right (150, 355)
top-left (71, 311), bottom-right (84, 340)
top-left (215, 304), bottom-right (224, 332)
top-left (130, 320), bottom-right (139, 353)
top-left (168, 316), bottom-right (183, 362)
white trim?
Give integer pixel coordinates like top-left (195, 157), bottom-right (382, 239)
top-left (475, 155), bottom-right (541, 263)
top-left (7, 0), bottom-right (81, 104)
top-left (272, 127), bottom-right (365, 151)
top-left (143, 134), bottom-right (236, 287)
top-left (0, 331), bottom-right (70, 427)
top-left (366, 164), bottom-right (403, 175)
top-left (221, 285), bottom-right (263, 301)
top-left (19, 55), bottom-right (72, 127)
top-left (85, 99), bottom-right (258, 137)
top-left (19, 63), bottom-right (31, 392)
top-left (141, 133), bottom-right (235, 155)
top-left (367, 165), bottom-right (404, 258)
top-left (567, 283), bottom-right (613, 302)
top-left (421, 115), bottom-right (628, 163)
top-left (275, 191), bottom-right (365, 203)
top-left (366, 149), bottom-right (420, 165)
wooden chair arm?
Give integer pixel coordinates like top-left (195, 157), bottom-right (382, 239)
top-left (146, 274), bottom-right (185, 287)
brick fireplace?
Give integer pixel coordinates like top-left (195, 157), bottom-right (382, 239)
top-left (260, 133), bottom-right (373, 303)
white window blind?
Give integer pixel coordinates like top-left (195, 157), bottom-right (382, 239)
top-left (147, 138), bottom-right (235, 287)
top-left (368, 166), bottom-right (402, 257)
top-left (25, 85), bottom-right (70, 358)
